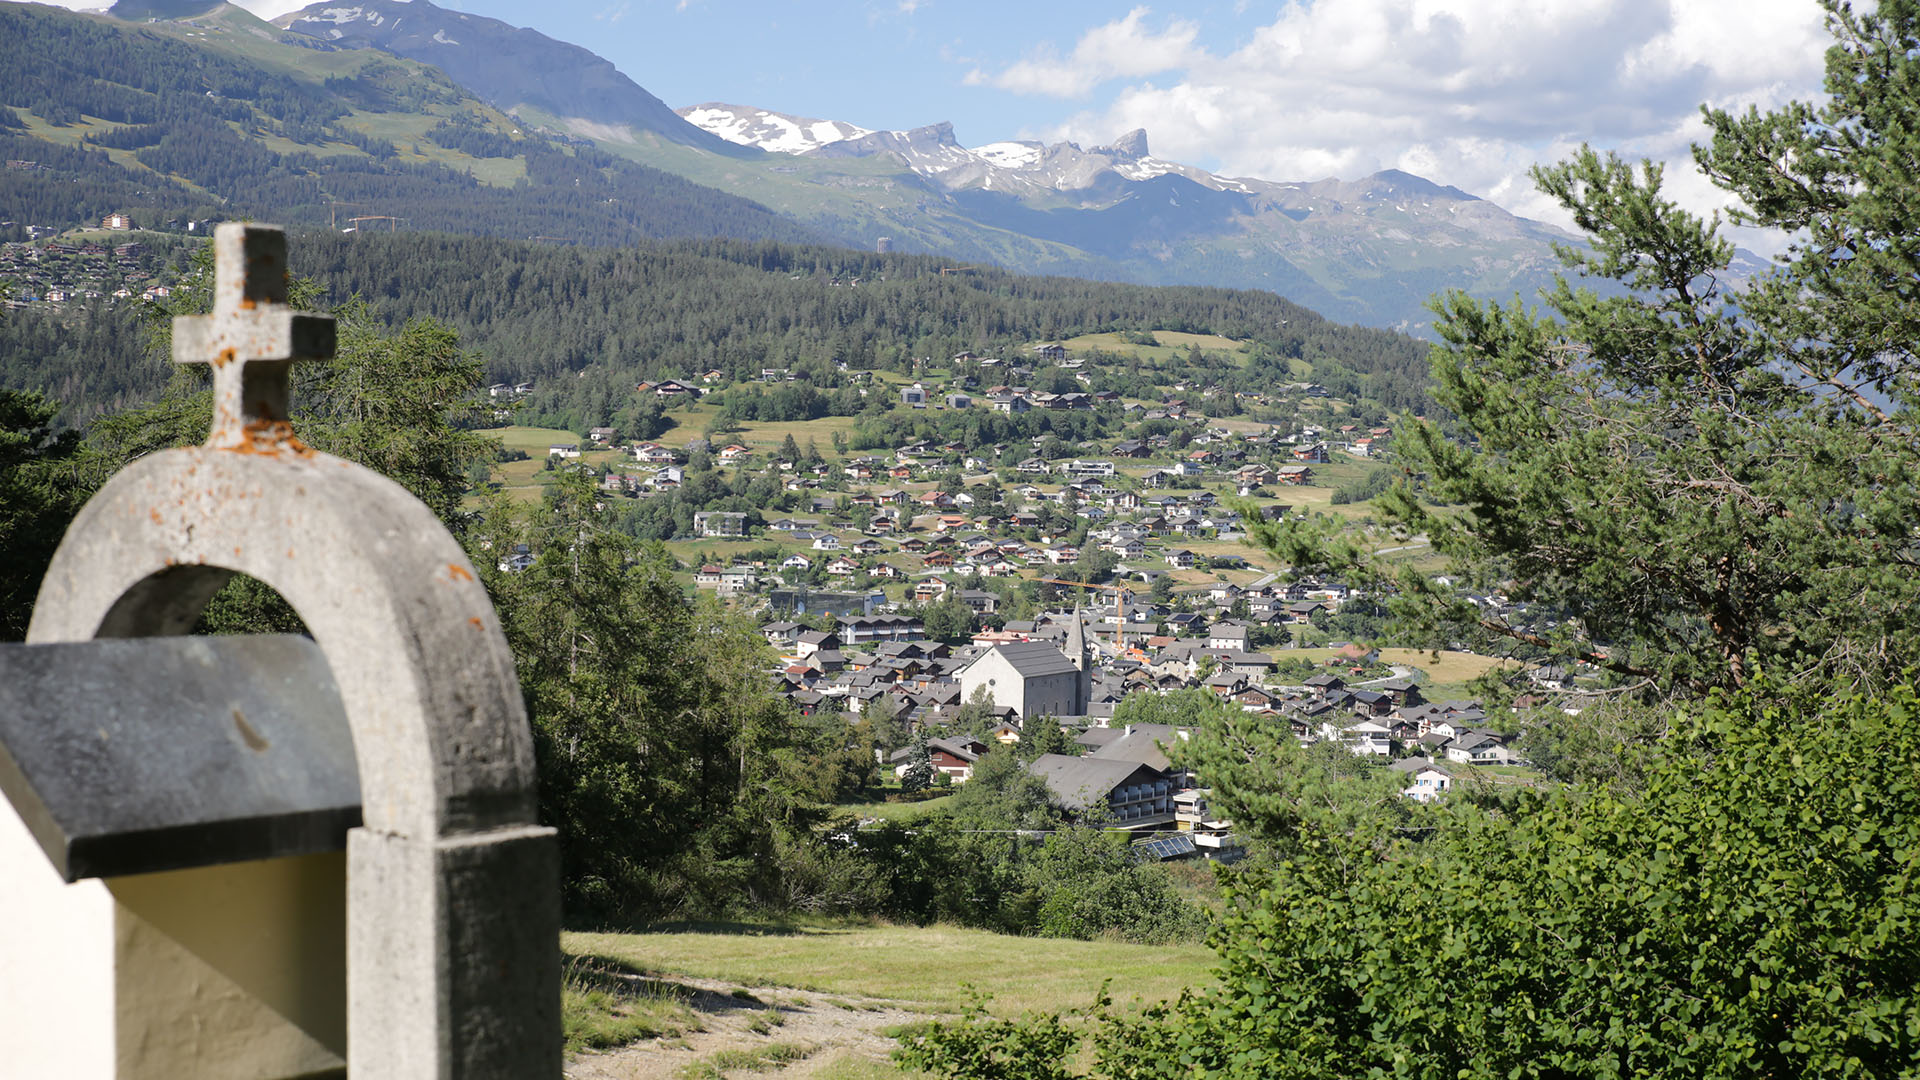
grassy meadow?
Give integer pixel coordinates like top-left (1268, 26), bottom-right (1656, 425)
top-left (566, 922), bottom-right (1215, 1017)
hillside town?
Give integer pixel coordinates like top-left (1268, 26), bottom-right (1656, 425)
top-left (495, 345), bottom-right (1550, 861)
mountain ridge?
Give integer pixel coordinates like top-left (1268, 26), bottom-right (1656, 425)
top-left (274, 0), bottom-right (750, 157)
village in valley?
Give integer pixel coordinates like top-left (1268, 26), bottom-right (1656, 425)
top-left (485, 333), bottom-right (1553, 858)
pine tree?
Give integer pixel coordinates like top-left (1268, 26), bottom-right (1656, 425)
top-left (900, 731), bottom-right (934, 794)
top-left (1249, 0), bottom-right (1920, 697)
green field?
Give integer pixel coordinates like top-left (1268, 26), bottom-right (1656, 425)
top-left (834, 794), bottom-right (955, 822)
top-left (1059, 331), bottom-right (1248, 365)
top-left (473, 426), bottom-right (627, 503)
top-left (1277, 646), bottom-right (1512, 690)
top-left (567, 922), bottom-right (1215, 1017)
top-left (667, 405), bottom-right (863, 461)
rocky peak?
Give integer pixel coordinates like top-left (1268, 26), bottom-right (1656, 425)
top-left (1097, 129), bottom-right (1150, 161)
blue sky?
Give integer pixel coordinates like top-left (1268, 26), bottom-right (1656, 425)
top-left (46, 0), bottom-right (1835, 244)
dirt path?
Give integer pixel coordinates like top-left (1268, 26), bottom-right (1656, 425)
top-left (565, 973), bottom-right (934, 1080)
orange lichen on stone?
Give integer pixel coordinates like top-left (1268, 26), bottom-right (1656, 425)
top-left (222, 416), bottom-right (315, 458)
top-left (238, 297), bottom-right (257, 311)
top-left (469, 617), bottom-right (485, 629)
top-left (149, 508), bottom-right (162, 525)
top-left (213, 347), bottom-right (237, 369)
top-left (447, 564), bottom-right (474, 582)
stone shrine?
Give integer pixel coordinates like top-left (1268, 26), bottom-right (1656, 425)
top-left (0, 224), bottom-right (559, 1078)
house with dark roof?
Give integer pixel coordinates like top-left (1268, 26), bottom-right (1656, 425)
top-left (1027, 754), bottom-right (1177, 829)
top-left (1086, 723), bottom-right (1185, 781)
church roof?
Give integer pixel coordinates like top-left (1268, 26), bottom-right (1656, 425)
top-left (990, 641), bottom-right (1080, 678)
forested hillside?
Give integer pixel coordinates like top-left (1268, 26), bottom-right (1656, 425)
top-left (0, 4), bottom-right (818, 247)
top-left (2, 230), bottom-right (1431, 425)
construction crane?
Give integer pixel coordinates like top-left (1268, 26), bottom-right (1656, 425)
top-left (1032, 577), bottom-right (1145, 657)
top-left (345, 215), bottom-right (404, 233)
top-left (939, 266), bottom-right (978, 276)
top-left (325, 201), bottom-right (362, 229)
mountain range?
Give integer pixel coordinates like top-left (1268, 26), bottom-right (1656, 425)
top-left (0, 0), bottom-right (1693, 334)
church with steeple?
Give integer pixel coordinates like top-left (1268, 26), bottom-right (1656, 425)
top-left (958, 607), bottom-right (1094, 721)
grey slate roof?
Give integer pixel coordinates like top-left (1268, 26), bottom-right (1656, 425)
top-left (1026, 754), bottom-right (1166, 812)
top-left (1088, 723), bottom-right (1178, 772)
top-left (990, 641), bottom-right (1081, 678)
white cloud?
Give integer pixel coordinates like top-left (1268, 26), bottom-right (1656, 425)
top-left (966, 7), bottom-right (1200, 98)
top-left (980, 0), bottom-right (1828, 246)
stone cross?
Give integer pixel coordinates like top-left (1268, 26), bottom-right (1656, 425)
top-left (1, 223), bottom-right (559, 1079)
top-left (171, 224), bottom-right (335, 450)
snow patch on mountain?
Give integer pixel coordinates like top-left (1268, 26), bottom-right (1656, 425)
top-left (974, 141), bottom-right (1042, 169)
top-left (431, 28), bottom-right (457, 44)
top-left (678, 104), bottom-right (870, 155)
top-left (307, 6), bottom-right (383, 25)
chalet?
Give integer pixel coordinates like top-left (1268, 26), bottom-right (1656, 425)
top-left (1112, 440), bottom-right (1149, 458)
top-left (648, 379), bottom-right (699, 399)
top-left (989, 395), bottom-right (1032, 414)
top-left (692, 511), bottom-right (748, 538)
top-left (957, 589), bottom-right (1000, 614)
top-left (1303, 672), bottom-right (1347, 695)
top-left (1445, 731), bottom-right (1515, 766)
top-left (811, 534), bottom-right (843, 551)
top-left (901, 383), bottom-right (930, 406)
top-left (587, 426), bottom-right (616, 443)
top-left (1207, 623), bottom-right (1252, 651)
top-left (779, 554), bottom-right (812, 571)
top-left (839, 613), bottom-right (925, 644)
top-left (827, 557), bottom-right (860, 576)
top-left (761, 621), bottom-right (805, 648)
top-left (718, 444), bottom-right (752, 462)
top-left (945, 393), bottom-right (973, 409)
top-left (1336, 642), bottom-right (1380, 665)
top-left (1062, 459), bottom-right (1116, 479)
top-left (1391, 758), bottom-right (1454, 801)
top-left (890, 736), bottom-right (988, 782)
top-left (1027, 755), bottom-right (1176, 829)
top-left (1293, 442), bottom-right (1331, 464)
top-left (1235, 685), bottom-right (1280, 710)
top-left (1342, 719), bottom-right (1393, 755)
top-left (1165, 549), bottom-right (1196, 569)
top-left (1031, 343), bottom-right (1067, 361)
